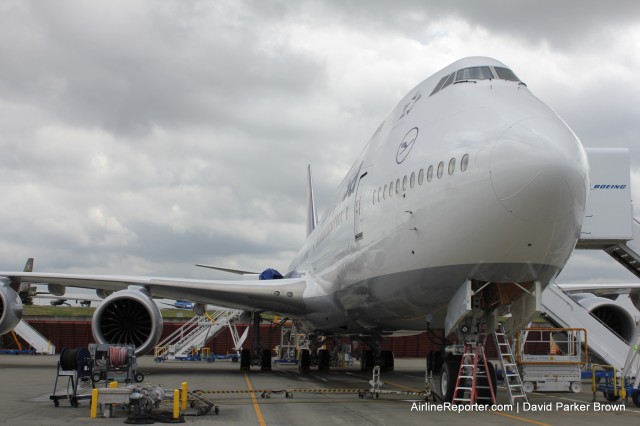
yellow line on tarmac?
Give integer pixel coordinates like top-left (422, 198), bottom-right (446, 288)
top-left (492, 411), bottom-right (551, 426)
top-left (384, 379), bottom-right (550, 426)
top-left (243, 373), bottom-right (266, 426)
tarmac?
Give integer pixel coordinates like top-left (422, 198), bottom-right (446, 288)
top-left (0, 354), bottom-right (638, 425)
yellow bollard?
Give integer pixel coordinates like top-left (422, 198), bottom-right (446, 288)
top-left (90, 388), bottom-right (99, 418)
top-left (173, 389), bottom-right (180, 419)
top-left (109, 380), bottom-right (118, 389)
top-left (181, 382), bottom-right (188, 411)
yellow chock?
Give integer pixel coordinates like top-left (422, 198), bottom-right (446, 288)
top-left (173, 389), bottom-right (180, 419)
top-left (181, 382), bottom-right (188, 411)
top-left (109, 381), bottom-right (118, 389)
top-left (90, 388), bottom-right (99, 418)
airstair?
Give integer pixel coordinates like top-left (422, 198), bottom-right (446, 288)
top-left (154, 309), bottom-right (243, 361)
top-left (541, 283), bottom-right (630, 369)
top-left (542, 215), bottom-right (640, 371)
top-left (493, 325), bottom-right (528, 404)
top-left (13, 320), bottom-right (56, 354)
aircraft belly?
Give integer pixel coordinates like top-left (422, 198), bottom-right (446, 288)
top-left (304, 262), bottom-right (560, 334)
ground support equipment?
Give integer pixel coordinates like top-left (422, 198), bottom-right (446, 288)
top-left (591, 364), bottom-right (640, 407)
top-left (494, 324), bottom-right (528, 404)
top-left (451, 338), bottom-right (496, 405)
top-left (50, 347), bottom-right (93, 407)
top-left (516, 327), bottom-right (586, 393)
top-left (89, 343), bottom-right (142, 385)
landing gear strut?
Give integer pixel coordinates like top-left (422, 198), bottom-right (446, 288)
top-left (359, 334), bottom-right (394, 371)
top-left (240, 312), bottom-right (272, 372)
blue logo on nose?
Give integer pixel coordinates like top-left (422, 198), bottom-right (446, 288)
top-left (396, 127), bottom-right (418, 164)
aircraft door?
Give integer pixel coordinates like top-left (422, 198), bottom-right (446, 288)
top-left (354, 171), bottom-right (368, 241)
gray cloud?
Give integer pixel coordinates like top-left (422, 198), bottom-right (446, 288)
top-left (0, 0), bottom-right (638, 286)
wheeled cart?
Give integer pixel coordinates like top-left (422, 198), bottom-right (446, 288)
top-left (89, 344), bottom-right (143, 385)
top-left (50, 347), bottom-right (93, 407)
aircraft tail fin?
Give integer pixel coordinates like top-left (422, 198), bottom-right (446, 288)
top-left (306, 164), bottom-right (318, 237)
top-left (23, 258), bottom-right (34, 272)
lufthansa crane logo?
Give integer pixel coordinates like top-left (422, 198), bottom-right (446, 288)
top-left (396, 127), bottom-right (418, 164)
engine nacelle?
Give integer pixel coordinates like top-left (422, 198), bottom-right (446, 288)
top-left (48, 284), bottom-right (66, 297)
top-left (0, 283), bottom-right (23, 335)
top-left (572, 293), bottom-right (636, 342)
top-left (96, 289), bottom-right (113, 299)
top-left (92, 288), bottom-right (163, 356)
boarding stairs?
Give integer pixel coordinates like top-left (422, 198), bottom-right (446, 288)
top-left (581, 218), bottom-right (640, 280)
top-left (452, 339), bottom-right (496, 405)
top-left (542, 283), bottom-right (630, 369)
top-left (13, 320), bottom-right (56, 354)
top-left (493, 325), bottom-right (528, 404)
top-left (154, 309), bottom-right (242, 360)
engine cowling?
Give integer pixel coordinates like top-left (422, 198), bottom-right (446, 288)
top-left (0, 283), bottom-right (23, 335)
top-left (572, 293), bottom-right (636, 342)
top-left (92, 288), bottom-right (163, 356)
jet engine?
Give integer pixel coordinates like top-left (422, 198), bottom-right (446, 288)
top-left (0, 283), bottom-right (23, 335)
top-left (91, 288), bottom-right (163, 356)
top-left (571, 293), bottom-right (636, 342)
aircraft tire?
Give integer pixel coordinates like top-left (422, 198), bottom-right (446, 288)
top-left (299, 349), bottom-right (310, 372)
top-left (440, 356), bottom-right (461, 403)
top-left (318, 349), bottom-right (330, 370)
top-left (381, 350), bottom-right (394, 371)
top-left (240, 349), bottom-right (251, 371)
top-left (261, 349), bottom-right (272, 371)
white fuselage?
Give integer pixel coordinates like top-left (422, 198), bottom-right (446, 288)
top-left (288, 57), bottom-right (589, 334)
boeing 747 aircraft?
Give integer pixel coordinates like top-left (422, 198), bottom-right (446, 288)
top-left (0, 57), bottom-right (589, 401)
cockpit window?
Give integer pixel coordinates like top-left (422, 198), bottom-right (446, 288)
top-left (430, 75), bottom-right (449, 96)
top-left (441, 73), bottom-right (455, 90)
top-left (494, 67), bottom-right (520, 82)
top-left (431, 64), bottom-right (522, 97)
top-left (455, 66), bottom-right (494, 82)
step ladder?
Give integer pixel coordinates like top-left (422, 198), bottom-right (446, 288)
top-left (494, 325), bottom-right (528, 404)
top-left (452, 340), bottom-right (496, 405)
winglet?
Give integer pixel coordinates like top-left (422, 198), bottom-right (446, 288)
top-left (306, 164), bottom-right (318, 237)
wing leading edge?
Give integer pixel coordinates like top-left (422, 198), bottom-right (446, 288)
top-left (0, 272), bottom-right (309, 315)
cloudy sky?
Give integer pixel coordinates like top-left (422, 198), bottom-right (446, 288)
top-left (0, 0), bottom-right (639, 285)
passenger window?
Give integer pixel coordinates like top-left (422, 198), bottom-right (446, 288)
top-left (418, 169), bottom-right (424, 185)
top-left (427, 165), bottom-right (433, 182)
top-left (461, 154), bottom-right (469, 172)
top-left (378, 187), bottom-right (382, 203)
top-left (437, 161), bottom-right (444, 179)
top-left (373, 190), bottom-right (376, 204)
top-left (402, 175), bottom-right (408, 192)
top-left (410, 172), bottom-right (416, 188)
top-left (389, 181), bottom-right (393, 197)
top-left (448, 158), bottom-right (456, 175)
top-left (396, 178), bottom-right (401, 194)
top-left (383, 184), bottom-right (387, 200)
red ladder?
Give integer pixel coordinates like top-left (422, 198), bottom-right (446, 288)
top-left (451, 341), bottom-right (496, 405)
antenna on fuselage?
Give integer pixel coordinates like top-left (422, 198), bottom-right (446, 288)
top-left (306, 164), bottom-right (318, 237)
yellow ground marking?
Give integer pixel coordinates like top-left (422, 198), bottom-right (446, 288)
top-left (384, 379), bottom-right (550, 426)
top-left (244, 373), bottom-right (267, 426)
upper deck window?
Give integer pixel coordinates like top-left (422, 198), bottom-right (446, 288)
top-left (455, 66), bottom-right (494, 82)
top-left (494, 67), bottom-right (520, 82)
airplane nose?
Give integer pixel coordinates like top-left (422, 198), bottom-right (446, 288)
top-left (490, 117), bottom-right (588, 223)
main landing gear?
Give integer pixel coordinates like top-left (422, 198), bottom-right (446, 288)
top-left (358, 333), bottom-right (394, 372)
top-left (240, 312), bottom-right (272, 372)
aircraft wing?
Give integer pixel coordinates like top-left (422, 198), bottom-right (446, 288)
top-left (556, 283), bottom-right (640, 296)
top-left (0, 272), bottom-right (309, 315)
